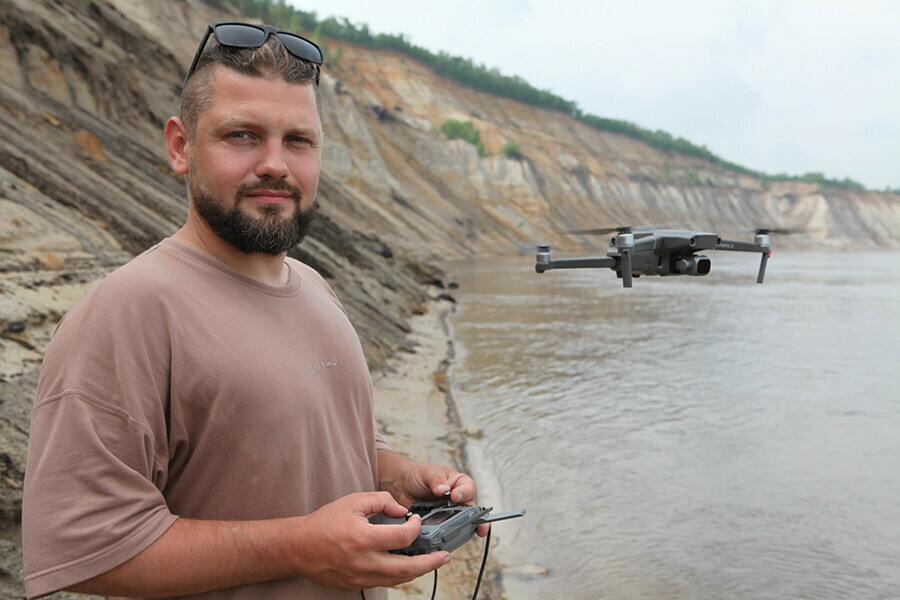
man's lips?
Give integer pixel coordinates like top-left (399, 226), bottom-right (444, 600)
top-left (245, 189), bottom-right (293, 204)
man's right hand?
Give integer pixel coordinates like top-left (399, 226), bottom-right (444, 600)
top-left (290, 491), bottom-right (452, 591)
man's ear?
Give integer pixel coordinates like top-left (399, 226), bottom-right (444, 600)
top-left (165, 117), bottom-right (189, 176)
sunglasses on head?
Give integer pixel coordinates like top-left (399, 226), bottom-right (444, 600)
top-left (184, 21), bottom-right (324, 86)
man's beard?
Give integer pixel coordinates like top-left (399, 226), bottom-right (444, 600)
top-left (189, 175), bottom-right (317, 256)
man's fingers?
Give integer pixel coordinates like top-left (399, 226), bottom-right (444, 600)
top-left (361, 550), bottom-right (452, 588)
top-left (360, 519), bottom-right (452, 588)
top-left (356, 491), bottom-right (404, 518)
top-left (379, 501), bottom-right (411, 520)
top-left (369, 514), bottom-right (421, 552)
top-left (447, 474), bottom-right (477, 505)
top-left (408, 550), bottom-right (452, 575)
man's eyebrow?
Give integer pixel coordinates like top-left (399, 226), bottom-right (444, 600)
top-left (285, 125), bottom-right (322, 138)
top-left (214, 116), bottom-right (253, 127)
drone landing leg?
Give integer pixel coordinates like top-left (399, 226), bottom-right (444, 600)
top-left (757, 252), bottom-right (770, 283)
top-left (621, 250), bottom-right (633, 288)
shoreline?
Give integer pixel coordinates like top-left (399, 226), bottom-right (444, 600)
top-left (372, 301), bottom-right (504, 600)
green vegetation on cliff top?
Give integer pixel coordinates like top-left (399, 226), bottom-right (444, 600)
top-left (221, 0), bottom-right (874, 192)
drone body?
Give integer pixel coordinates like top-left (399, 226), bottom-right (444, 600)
top-left (535, 227), bottom-right (773, 287)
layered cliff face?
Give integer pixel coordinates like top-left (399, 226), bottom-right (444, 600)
top-left (319, 41), bottom-right (900, 252)
top-left (0, 0), bottom-right (898, 593)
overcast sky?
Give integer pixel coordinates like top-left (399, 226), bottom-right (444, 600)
top-left (299, 0), bottom-right (899, 191)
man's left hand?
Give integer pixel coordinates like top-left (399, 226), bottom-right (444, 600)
top-left (376, 449), bottom-right (489, 537)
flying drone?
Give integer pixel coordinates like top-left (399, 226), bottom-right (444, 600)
top-left (535, 226), bottom-right (785, 287)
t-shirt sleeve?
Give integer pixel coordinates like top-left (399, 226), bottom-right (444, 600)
top-left (374, 428), bottom-right (391, 451)
top-left (22, 260), bottom-right (179, 598)
top-left (22, 391), bottom-right (177, 598)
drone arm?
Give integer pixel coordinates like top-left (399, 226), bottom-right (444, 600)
top-left (535, 256), bottom-right (617, 273)
top-left (715, 238), bottom-right (763, 252)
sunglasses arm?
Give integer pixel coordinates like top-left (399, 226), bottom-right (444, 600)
top-left (183, 25), bottom-right (214, 87)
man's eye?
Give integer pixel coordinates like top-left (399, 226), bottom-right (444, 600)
top-left (227, 132), bottom-right (251, 140)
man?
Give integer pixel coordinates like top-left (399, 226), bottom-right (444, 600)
top-left (22, 22), bottom-right (483, 599)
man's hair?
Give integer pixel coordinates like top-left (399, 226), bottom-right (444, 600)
top-left (180, 35), bottom-right (322, 138)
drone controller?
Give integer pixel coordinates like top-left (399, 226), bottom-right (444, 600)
top-left (369, 494), bottom-right (526, 555)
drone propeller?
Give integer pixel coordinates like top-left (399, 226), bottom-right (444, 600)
top-left (743, 227), bottom-right (809, 236)
top-left (475, 240), bottom-right (554, 255)
top-left (512, 242), bottom-right (555, 254)
top-left (567, 226), bottom-right (636, 236)
top-left (565, 224), bottom-right (681, 237)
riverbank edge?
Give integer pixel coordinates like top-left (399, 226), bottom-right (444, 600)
top-left (371, 300), bottom-right (505, 600)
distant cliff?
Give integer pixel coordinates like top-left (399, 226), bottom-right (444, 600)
top-left (1, 0), bottom-right (898, 594)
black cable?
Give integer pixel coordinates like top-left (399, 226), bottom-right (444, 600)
top-left (471, 526), bottom-right (492, 600)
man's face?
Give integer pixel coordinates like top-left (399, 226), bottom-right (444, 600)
top-left (186, 68), bottom-right (323, 255)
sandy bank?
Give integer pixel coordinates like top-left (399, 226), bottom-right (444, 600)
top-left (372, 301), bottom-right (504, 600)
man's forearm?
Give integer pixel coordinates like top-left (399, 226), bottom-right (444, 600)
top-left (69, 516), bottom-right (307, 597)
top-left (67, 491), bottom-right (446, 596)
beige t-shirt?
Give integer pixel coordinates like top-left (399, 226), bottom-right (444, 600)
top-left (23, 238), bottom-right (389, 599)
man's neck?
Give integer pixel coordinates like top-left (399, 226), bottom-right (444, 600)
top-left (174, 214), bottom-right (289, 287)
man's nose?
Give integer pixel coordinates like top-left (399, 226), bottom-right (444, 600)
top-left (255, 140), bottom-right (289, 179)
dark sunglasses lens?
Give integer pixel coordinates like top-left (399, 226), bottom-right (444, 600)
top-left (276, 33), bottom-right (324, 64)
top-left (213, 23), bottom-right (267, 48)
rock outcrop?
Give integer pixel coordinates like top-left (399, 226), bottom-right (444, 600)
top-left (1, 0), bottom-right (898, 595)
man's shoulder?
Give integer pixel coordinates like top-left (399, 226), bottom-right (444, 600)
top-left (62, 239), bottom-right (199, 323)
top-left (103, 242), bottom-right (174, 285)
top-left (76, 243), bottom-right (166, 304)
